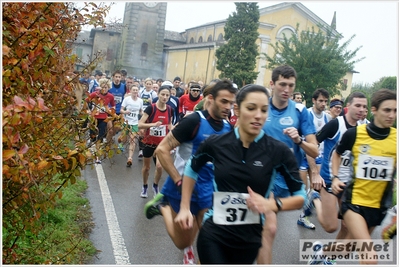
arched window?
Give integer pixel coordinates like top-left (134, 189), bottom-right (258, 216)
top-left (189, 37), bottom-right (194, 44)
top-left (141, 42), bottom-right (148, 57)
top-left (198, 36), bottom-right (203, 43)
top-left (207, 35), bottom-right (213, 42)
top-left (217, 33), bottom-right (224, 41)
top-left (277, 26), bottom-right (295, 40)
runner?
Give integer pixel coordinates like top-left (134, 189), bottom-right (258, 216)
top-left (175, 84), bottom-right (306, 264)
top-left (143, 79), bottom-right (237, 264)
top-left (138, 86), bottom-right (173, 198)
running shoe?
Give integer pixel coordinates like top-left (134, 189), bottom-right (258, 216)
top-left (307, 241), bottom-right (324, 265)
top-left (304, 190), bottom-right (320, 217)
top-left (95, 158), bottom-right (101, 164)
top-left (138, 150), bottom-right (143, 159)
top-left (140, 185), bottom-right (148, 198)
top-left (118, 143), bottom-right (124, 152)
top-left (152, 184), bottom-right (159, 196)
top-left (183, 245), bottom-right (195, 265)
top-left (322, 258), bottom-right (336, 265)
top-left (297, 216), bottom-right (316, 229)
top-left (126, 158), bottom-right (132, 167)
top-left (144, 193), bottom-right (164, 219)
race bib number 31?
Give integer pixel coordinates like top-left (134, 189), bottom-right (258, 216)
top-left (356, 155), bottom-right (394, 181)
top-left (149, 125), bottom-right (166, 137)
top-left (213, 192), bottom-right (260, 225)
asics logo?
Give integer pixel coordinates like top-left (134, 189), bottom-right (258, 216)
top-left (253, 161), bottom-right (263, 167)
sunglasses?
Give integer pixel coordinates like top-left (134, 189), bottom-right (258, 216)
top-left (191, 89), bottom-right (201, 92)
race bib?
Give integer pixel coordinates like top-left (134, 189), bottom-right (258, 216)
top-left (149, 125), bottom-right (166, 137)
top-left (356, 154), bottom-right (394, 181)
top-left (213, 192), bottom-right (260, 225)
top-left (127, 110), bottom-right (138, 119)
top-left (114, 96), bottom-right (122, 104)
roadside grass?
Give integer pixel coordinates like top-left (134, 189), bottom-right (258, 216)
top-left (3, 178), bottom-right (97, 264)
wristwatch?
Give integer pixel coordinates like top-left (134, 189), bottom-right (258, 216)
top-left (295, 139), bottom-right (303, 145)
top-left (275, 197), bottom-right (283, 211)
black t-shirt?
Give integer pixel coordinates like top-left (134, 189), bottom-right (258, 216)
top-left (172, 110), bottom-right (231, 143)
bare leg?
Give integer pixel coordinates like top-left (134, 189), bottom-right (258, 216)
top-left (160, 205), bottom-right (199, 249)
top-left (128, 133), bottom-right (136, 159)
top-left (257, 210), bottom-right (277, 264)
top-left (343, 210), bottom-right (377, 264)
top-left (314, 187), bottom-right (339, 233)
top-left (153, 155), bottom-right (163, 185)
top-left (142, 157), bottom-right (151, 185)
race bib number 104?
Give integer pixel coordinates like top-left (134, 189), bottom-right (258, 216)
top-left (213, 192), bottom-right (260, 225)
top-left (356, 155), bottom-right (394, 181)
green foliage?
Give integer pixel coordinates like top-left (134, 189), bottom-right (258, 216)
top-left (262, 24), bottom-right (364, 104)
top-left (2, 178), bottom-right (96, 264)
top-left (2, 2), bottom-right (118, 264)
top-left (215, 2), bottom-right (260, 87)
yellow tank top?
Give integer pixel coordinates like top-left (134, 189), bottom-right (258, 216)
top-left (351, 124), bottom-right (396, 208)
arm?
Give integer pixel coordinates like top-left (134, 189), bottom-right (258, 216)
top-left (246, 187), bottom-right (304, 214)
top-left (331, 150), bottom-right (346, 194)
top-left (282, 128), bottom-right (318, 158)
top-left (175, 139), bottom-right (214, 228)
top-left (174, 173), bottom-right (197, 229)
top-left (331, 128), bottom-right (356, 194)
top-left (155, 133), bottom-right (181, 183)
top-left (138, 112), bottom-right (162, 130)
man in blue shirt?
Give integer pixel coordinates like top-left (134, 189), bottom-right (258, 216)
top-left (106, 70), bottom-right (126, 143)
top-left (257, 65), bottom-right (319, 264)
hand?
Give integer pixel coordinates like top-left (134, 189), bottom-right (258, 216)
top-left (331, 177), bottom-right (345, 195)
top-left (311, 174), bottom-right (325, 191)
top-left (246, 186), bottom-right (271, 214)
top-left (155, 121), bottom-right (162, 127)
top-left (174, 208), bottom-right (194, 230)
top-left (283, 127), bottom-right (301, 144)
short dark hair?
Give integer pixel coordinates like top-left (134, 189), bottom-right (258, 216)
top-left (173, 76), bottom-right (181, 82)
top-left (236, 84), bottom-right (270, 107)
top-left (371, 89), bottom-right (396, 110)
top-left (112, 70), bottom-right (122, 77)
top-left (208, 78), bottom-right (237, 98)
top-left (292, 92), bottom-right (302, 99)
top-left (347, 91), bottom-right (366, 104)
top-left (156, 78), bottom-right (164, 83)
top-left (272, 65), bottom-right (297, 83)
top-left (312, 88), bottom-right (329, 100)
top-left (120, 69), bottom-right (127, 76)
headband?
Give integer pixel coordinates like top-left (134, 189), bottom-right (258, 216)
top-left (330, 100), bottom-right (343, 108)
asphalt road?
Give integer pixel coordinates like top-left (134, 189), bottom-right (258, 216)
top-left (83, 141), bottom-right (397, 265)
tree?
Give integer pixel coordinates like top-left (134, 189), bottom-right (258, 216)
top-left (2, 2), bottom-right (118, 263)
top-left (215, 2), bottom-right (260, 88)
top-left (262, 24), bottom-right (364, 104)
top-left (376, 76), bottom-right (397, 91)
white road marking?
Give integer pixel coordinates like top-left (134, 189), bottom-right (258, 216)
top-left (95, 164), bottom-right (131, 265)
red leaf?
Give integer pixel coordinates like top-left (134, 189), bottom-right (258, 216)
top-left (12, 132), bottom-right (20, 143)
top-left (19, 144), bottom-right (29, 154)
top-left (37, 97), bottom-right (49, 111)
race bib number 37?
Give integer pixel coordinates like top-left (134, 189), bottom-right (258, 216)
top-left (213, 192), bottom-right (260, 225)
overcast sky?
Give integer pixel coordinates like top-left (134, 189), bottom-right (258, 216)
top-left (103, 1), bottom-right (398, 85)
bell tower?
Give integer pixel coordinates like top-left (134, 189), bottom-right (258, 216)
top-left (118, 2), bottom-right (167, 79)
